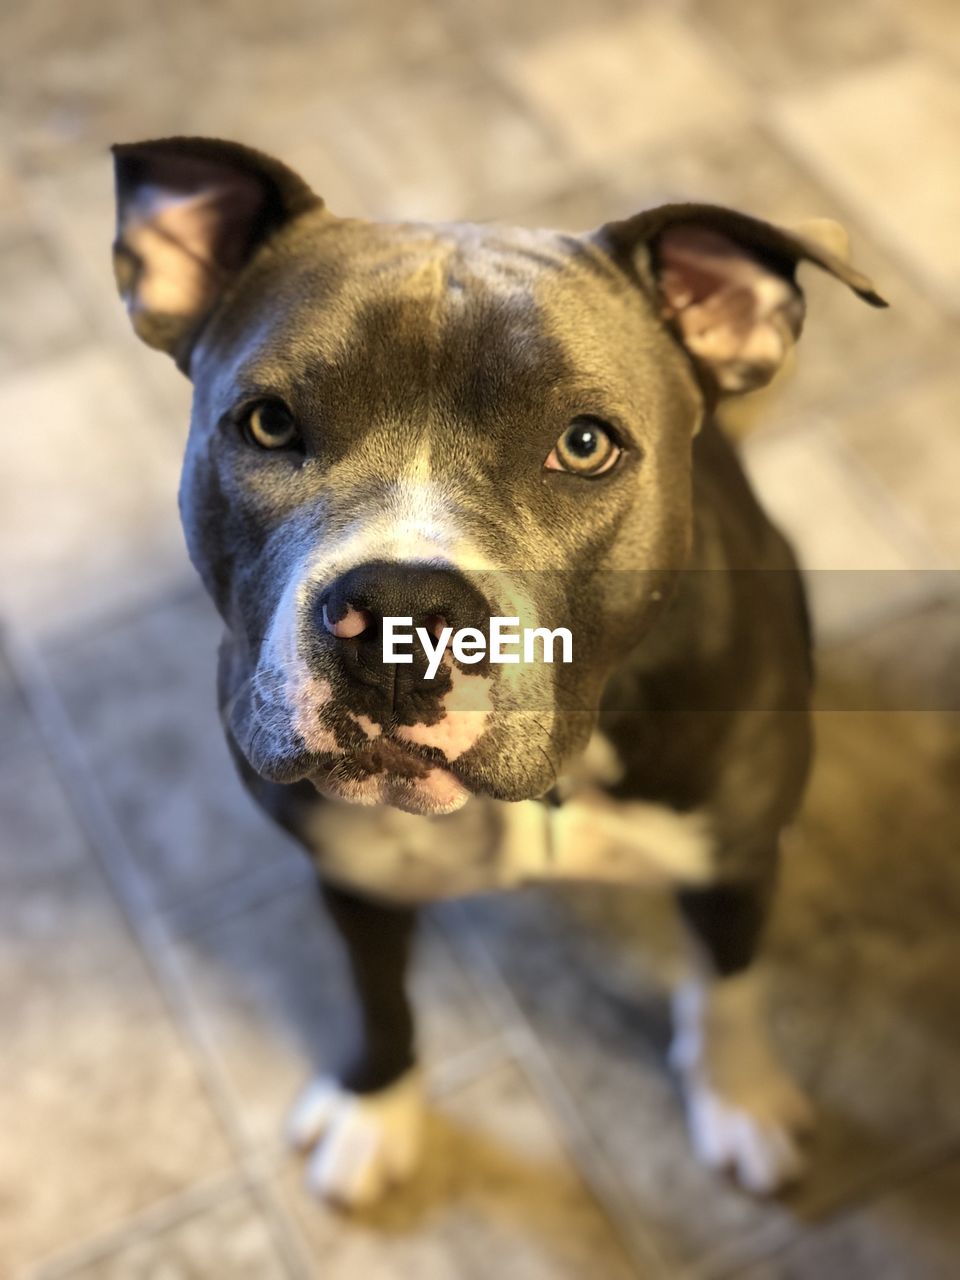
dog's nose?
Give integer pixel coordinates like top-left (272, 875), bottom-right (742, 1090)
top-left (315, 560), bottom-right (490, 655)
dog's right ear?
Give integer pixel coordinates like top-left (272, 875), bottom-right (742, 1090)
top-left (111, 137), bottom-right (321, 371)
top-left (591, 203), bottom-right (886, 398)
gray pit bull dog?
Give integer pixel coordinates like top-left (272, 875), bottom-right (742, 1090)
top-left (111, 137), bottom-right (885, 1205)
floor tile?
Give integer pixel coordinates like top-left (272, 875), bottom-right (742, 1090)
top-left (500, 11), bottom-right (751, 167)
top-left (186, 1), bottom-right (464, 118)
top-left (0, 142), bottom-right (30, 237)
top-left (44, 587), bottom-right (305, 916)
top-left (27, 160), bottom-right (195, 426)
top-left (278, 1060), bottom-right (639, 1280)
top-left (165, 0), bottom-right (457, 64)
top-left (740, 1159), bottom-right (960, 1279)
top-left (447, 0), bottom-right (636, 48)
top-left (0, 232), bottom-right (88, 375)
top-left (607, 121), bottom-right (957, 432)
top-left (817, 595), bottom-right (960, 713)
top-left (171, 883), bottom-right (501, 1150)
top-left (29, 1189), bottom-right (290, 1280)
top-left (298, 62), bottom-right (574, 221)
top-left (834, 371), bottom-right (960, 567)
top-left (0, 347), bottom-right (187, 640)
top-left (0, 4), bottom-right (196, 173)
top-left (690, 0), bottom-right (905, 89)
top-left (741, 424), bottom-right (942, 634)
top-left (895, 0), bottom-right (960, 67)
top-left (773, 55), bottom-right (960, 310)
top-left (458, 889), bottom-right (784, 1275)
top-left (0, 656), bottom-right (230, 1274)
top-left (502, 173), bottom-right (632, 234)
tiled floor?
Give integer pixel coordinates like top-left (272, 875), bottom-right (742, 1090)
top-left (2, 2), bottom-right (959, 1276)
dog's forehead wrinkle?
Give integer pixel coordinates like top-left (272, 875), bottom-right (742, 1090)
top-left (297, 217), bottom-right (576, 301)
top-left (203, 217), bottom-right (620, 436)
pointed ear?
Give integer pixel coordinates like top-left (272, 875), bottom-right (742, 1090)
top-left (591, 203), bottom-right (887, 395)
top-left (111, 137), bottom-right (321, 370)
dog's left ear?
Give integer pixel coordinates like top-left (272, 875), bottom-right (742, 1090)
top-left (592, 203), bottom-right (887, 395)
top-left (112, 137), bottom-right (321, 370)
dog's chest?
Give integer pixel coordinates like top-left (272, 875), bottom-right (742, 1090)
top-left (301, 736), bottom-right (713, 901)
top-left (303, 797), bottom-right (508, 901)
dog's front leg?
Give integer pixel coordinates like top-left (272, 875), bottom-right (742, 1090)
top-left (286, 880), bottom-right (424, 1206)
top-left (669, 875), bottom-right (814, 1194)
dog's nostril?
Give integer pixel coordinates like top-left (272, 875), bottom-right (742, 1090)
top-left (322, 601), bottom-right (372, 639)
top-left (315, 562), bottom-right (490, 662)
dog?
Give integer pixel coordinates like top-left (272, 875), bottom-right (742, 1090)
top-left (110, 137), bottom-right (885, 1207)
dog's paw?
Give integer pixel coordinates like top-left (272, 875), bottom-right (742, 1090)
top-left (286, 1068), bottom-right (425, 1208)
top-left (670, 971), bottom-right (814, 1195)
top-left (679, 1064), bottom-right (814, 1195)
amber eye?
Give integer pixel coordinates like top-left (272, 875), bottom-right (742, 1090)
top-left (242, 401), bottom-right (301, 450)
top-left (545, 417), bottom-right (622, 477)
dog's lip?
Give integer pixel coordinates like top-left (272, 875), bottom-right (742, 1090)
top-left (340, 737), bottom-right (436, 780)
top-left (251, 741), bottom-right (545, 806)
top-left (308, 760), bottom-right (472, 816)
top-left (305, 736), bottom-right (474, 814)
top-left (248, 732), bottom-right (441, 781)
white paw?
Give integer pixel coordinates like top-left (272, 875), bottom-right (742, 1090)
top-left (286, 1068), bottom-right (425, 1208)
top-left (670, 970), bottom-right (814, 1195)
top-left (680, 1066), bottom-right (814, 1195)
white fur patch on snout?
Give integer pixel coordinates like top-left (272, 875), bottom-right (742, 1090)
top-left (395, 661), bottom-right (493, 761)
top-left (670, 970), bottom-right (814, 1194)
top-left (303, 446), bottom-right (498, 593)
top-left (286, 1069), bottom-right (425, 1208)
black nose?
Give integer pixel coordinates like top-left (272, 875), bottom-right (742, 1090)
top-left (312, 561), bottom-right (491, 722)
top-left (317, 560), bottom-right (490, 641)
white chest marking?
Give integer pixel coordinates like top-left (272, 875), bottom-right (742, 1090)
top-left (305, 789), bottom-right (714, 903)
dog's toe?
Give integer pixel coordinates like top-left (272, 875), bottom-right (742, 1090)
top-left (683, 1071), bottom-right (813, 1195)
top-left (286, 1076), bottom-right (342, 1151)
top-left (286, 1068), bottom-right (424, 1208)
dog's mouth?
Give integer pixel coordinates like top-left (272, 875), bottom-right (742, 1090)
top-left (347, 737), bottom-right (435, 780)
top-left (308, 738), bottom-right (471, 815)
top-left (234, 677), bottom-right (561, 811)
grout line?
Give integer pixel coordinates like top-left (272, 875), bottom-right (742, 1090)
top-left (699, 1136), bottom-right (960, 1280)
top-left (162, 853), bottom-right (315, 940)
top-left (20, 1170), bottom-right (248, 1280)
top-left (442, 901), bottom-right (672, 1280)
top-left (3, 624), bottom-right (319, 1280)
top-left (425, 1033), bottom-right (515, 1097)
top-left (237, 1166), bottom-right (318, 1280)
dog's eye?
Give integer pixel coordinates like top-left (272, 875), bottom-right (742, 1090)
top-left (545, 417), bottom-right (622, 477)
top-left (242, 401), bottom-right (301, 450)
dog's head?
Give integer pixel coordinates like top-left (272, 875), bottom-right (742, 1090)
top-left (111, 137), bottom-right (883, 813)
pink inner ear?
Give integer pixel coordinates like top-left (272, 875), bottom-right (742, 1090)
top-left (122, 175), bottom-right (264, 319)
top-left (657, 226), bottom-right (802, 393)
top-left (658, 228), bottom-right (762, 307)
